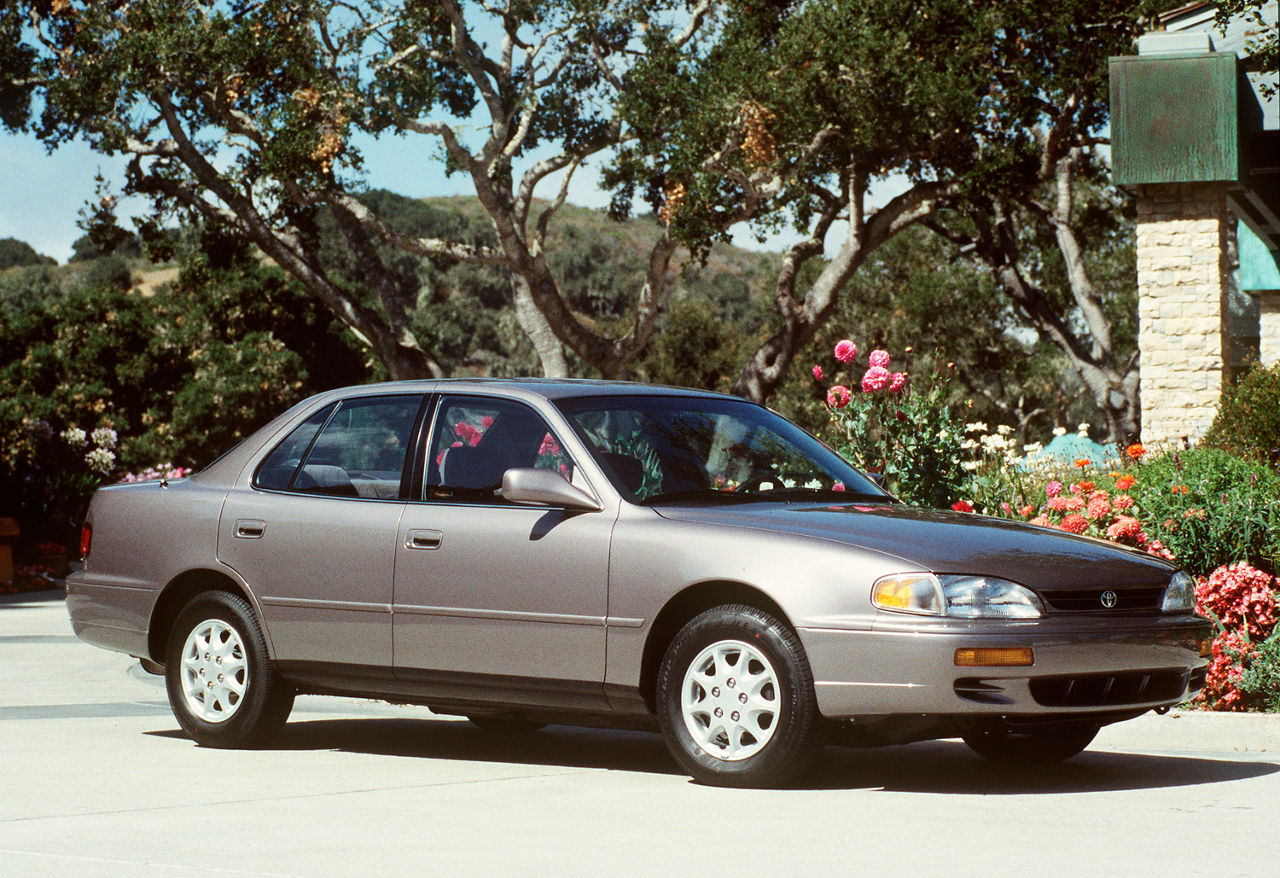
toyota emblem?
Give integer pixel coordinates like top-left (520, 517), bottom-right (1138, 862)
top-left (1100, 590), bottom-right (1118, 609)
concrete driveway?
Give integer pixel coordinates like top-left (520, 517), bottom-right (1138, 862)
top-left (3, 589), bottom-right (1278, 877)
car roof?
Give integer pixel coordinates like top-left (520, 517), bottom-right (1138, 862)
top-left (320, 377), bottom-right (745, 404)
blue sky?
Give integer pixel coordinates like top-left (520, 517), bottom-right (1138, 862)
top-left (2, 125), bottom-right (821, 264)
top-left (1, 121), bottom-right (847, 264)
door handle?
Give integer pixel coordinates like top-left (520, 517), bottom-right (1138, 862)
top-left (406, 529), bottom-right (443, 550)
top-left (234, 519), bottom-right (266, 539)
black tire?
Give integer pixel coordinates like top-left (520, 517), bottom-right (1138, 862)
top-left (164, 591), bottom-right (294, 748)
top-left (656, 604), bottom-right (826, 787)
top-left (467, 716), bottom-right (547, 734)
top-left (962, 721), bottom-right (1099, 765)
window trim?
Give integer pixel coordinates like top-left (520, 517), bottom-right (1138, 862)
top-left (250, 394), bottom-right (430, 501)
top-left (414, 392), bottom-right (590, 508)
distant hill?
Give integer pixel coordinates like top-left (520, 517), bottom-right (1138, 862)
top-left (0, 238), bottom-right (56, 270)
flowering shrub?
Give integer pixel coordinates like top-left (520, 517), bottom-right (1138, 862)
top-left (815, 340), bottom-right (965, 508)
top-left (118, 464), bottom-right (193, 483)
top-left (1129, 447), bottom-right (1280, 577)
top-left (2, 564), bottom-right (59, 595)
top-left (1194, 563), bottom-right (1280, 711)
top-left (0, 418), bottom-right (121, 550)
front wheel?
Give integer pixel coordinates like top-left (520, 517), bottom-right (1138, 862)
top-left (962, 721), bottom-right (1099, 765)
top-left (656, 604), bottom-right (825, 787)
top-left (165, 591), bottom-right (294, 748)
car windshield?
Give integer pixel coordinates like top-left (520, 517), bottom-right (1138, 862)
top-left (554, 394), bottom-right (890, 504)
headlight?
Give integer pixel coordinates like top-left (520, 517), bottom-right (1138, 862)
top-left (871, 573), bottom-right (945, 615)
top-left (1162, 571), bottom-right (1197, 613)
top-left (940, 575), bottom-right (1044, 619)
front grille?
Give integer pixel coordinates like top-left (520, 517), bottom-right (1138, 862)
top-left (1030, 669), bottom-right (1189, 707)
top-left (1040, 586), bottom-right (1165, 613)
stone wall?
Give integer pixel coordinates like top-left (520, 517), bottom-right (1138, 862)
top-left (1136, 182), bottom-right (1232, 446)
top-left (1260, 291), bottom-right (1280, 367)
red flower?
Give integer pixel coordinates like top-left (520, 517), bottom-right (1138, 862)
top-left (1125, 443), bottom-right (1146, 460)
top-left (951, 500), bottom-right (974, 513)
top-left (1059, 514), bottom-right (1088, 534)
top-left (1073, 458), bottom-right (1091, 469)
top-left (1114, 474), bottom-right (1136, 491)
top-left (826, 385), bottom-right (852, 408)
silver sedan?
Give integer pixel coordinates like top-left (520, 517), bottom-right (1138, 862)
top-left (67, 380), bottom-right (1210, 786)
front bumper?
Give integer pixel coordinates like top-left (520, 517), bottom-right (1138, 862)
top-left (798, 613), bottom-right (1211, 719)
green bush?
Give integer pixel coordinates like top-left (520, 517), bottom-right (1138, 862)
top-left (1237, 631), bottom-right (1280, 713)
top-left (1209, 361), bottom-right (1280, 469)
top-left (1130, 447), bottom-right (1280, 577)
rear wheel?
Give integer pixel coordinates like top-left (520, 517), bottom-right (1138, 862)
top-left (657, 604), bottom-right (825, 787)
top-left (165, 591), bottom-right (294, 747)
top-left (962, 721), bottom-right (1099, 765)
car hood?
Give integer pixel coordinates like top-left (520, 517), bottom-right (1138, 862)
top-left (653, 501), bottom-right (1176, 590)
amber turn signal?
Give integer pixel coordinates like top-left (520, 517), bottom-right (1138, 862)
top-left (954, 647), bottom-right (1034, 667)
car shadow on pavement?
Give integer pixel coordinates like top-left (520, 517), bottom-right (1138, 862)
top-left (804, 739), bottom-right (1279, 794)
top-left (148, 717), bottom-right (1277, 792)
top-left (150, 717), bottom-right (685, 777)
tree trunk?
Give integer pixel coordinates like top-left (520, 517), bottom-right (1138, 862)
top-left (511, 274), bottom-right (569, 377)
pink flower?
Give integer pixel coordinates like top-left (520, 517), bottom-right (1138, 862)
top-left (1085, 494), bottom-right (1112, 521)
top-left (454, 422), bottom-right (484, 445)
top-left (1046, 481), bottom-right (1063, 498)
top-left (1114, 494), bottom-right (1134, 511)
top-left (861, 366), bottom-right (891, 392)
top-left (888, 372), bottom-right (906, 393)
top-left (538, 433), bottom-right (562, 457)
top-left (832, 481), bottom-right (846, 492)
top-left (826, 385), bottom-right (852, 408)
top-left (1106, 515), bottom-right (1144, 544)
top-left (1060, 514), bottom-right (1088, 534)
top-left (868, 349), bottom-right (891, 369)
top-left (481, 416), bottom-right (495, 429)
top-left (1000, 502), bottom-right (1012, 514)
top-left (1047, 495), bottom-right (1084, 513)
top-left (834, 339), bottom-right (858, 363)
top-left (1020, 505), bottom-right (1035, 518)
top-left (951, 500), bottom-right (974, 513)
top-left (1029, 515), bottom-right (1051, 527)
top-left (812, 365), bottom-right (824, 381)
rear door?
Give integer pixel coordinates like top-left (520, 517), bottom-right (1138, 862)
top-left (219, 394), bottom-right (425, 667)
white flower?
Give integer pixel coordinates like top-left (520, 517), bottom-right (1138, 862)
top-left (937, 429), bottom-right (950, 440)
top-left (62, 427), bottom-right (87, 447)
top-left (1023, 442), bottom-right (1044, 454)
top-left (964, 422), bottom-right (988, 434)
top-left (960, 438), bottom-right (978, 450)
top-left (91, 427), bottom-right (118, 450)
top-left (961, 460), bottom-right (980, 471)
top-left (85, 447), bottom-right (116, 475)
top-left (1077, 423), bottom-right (1090, 435)
top-left (996, 424), bottom-right (1013, 436)
top-left (1052, 426), bottom-right (1066, 437)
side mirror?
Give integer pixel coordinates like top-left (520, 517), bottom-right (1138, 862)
top-left (500, 468), bottom-right (603, 511)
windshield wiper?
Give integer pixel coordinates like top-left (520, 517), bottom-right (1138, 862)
top-left (747, 487), bottom-right (894, 503)
top-left (639, 490), bottom-right (758, 505)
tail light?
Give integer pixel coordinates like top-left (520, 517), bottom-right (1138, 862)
top-left (78, 522), bottom-right (92, 559)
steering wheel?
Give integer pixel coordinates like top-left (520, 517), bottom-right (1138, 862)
top-left (733, 473), bottom-right (785, 493)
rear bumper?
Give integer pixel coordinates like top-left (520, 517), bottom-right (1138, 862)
top-left (65, 575), bottom-right (153, 659)
top-left (798, 614), bottom-right (1211, 719)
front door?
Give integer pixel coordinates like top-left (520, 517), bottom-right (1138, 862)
top-left (392, 395), bottom-right (612, 691)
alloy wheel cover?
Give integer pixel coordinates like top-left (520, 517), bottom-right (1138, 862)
top-left (179, 618), bottom-right (249, 723)
top-left (680, 639), bottom-right (781, 761)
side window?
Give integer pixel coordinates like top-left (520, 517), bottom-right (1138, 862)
top-left (254, 405), bottom-right (334, 491)
top-left (290, 395), bottom-right (421, 499)
top-left (426, 396), bottom-right (573, 502)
